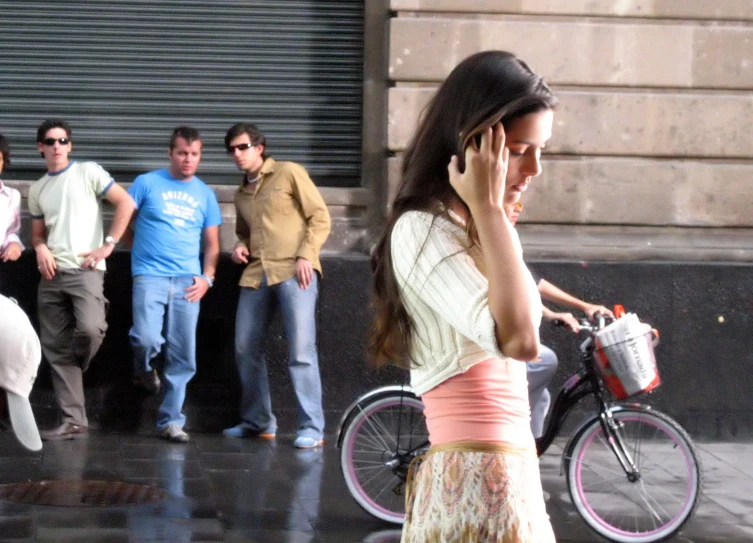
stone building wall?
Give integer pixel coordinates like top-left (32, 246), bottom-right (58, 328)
top-left (386, 1), bottom-right (753, 260)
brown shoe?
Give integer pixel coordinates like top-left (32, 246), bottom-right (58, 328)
top-left (40, 422), bottom-right (88, 441)
top-left (133, 369), bottom-right (161, 395)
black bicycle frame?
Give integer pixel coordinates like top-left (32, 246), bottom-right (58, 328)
top-left (536, 341), bottom-right (642, 479)
top-left (535, 354), bottom-right (601, 456)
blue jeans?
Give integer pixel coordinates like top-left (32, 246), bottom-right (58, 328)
top-left (527, 344), bottom-right (559, 438)
top-left (129, 275), bottom-right (200, 430)
top-left (234, 274), bottom-right (324, 440)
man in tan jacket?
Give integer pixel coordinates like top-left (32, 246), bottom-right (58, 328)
top-left (223, 123), bottom-right (330, 448)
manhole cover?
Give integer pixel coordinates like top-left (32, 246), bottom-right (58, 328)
top-left (0, 480), bottom-right (167, 506)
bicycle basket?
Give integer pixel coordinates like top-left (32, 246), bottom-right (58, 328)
top-left (594, 322), bottom-right (661, 399)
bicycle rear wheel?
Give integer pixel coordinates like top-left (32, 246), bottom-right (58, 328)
top-left (565, 407), bottom-right (702, 543)
top-left (340, 392), bottom-right (428, 524)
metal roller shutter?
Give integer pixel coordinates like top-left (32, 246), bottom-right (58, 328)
top-left (0, 1), bottom-right (364, 186)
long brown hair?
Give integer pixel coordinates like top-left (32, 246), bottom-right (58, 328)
top-left (369, 50), bottom-right (557, 369)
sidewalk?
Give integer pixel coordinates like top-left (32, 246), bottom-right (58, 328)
top-left (0, 430), bottom-right (749, 542)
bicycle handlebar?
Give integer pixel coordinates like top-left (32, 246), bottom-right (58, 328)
top-left (550, 315), bottom-right (612, 334)
top-left (550, 314), bottom-right (660, 346)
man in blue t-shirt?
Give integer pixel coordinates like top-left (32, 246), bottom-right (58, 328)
top-left (127, 126), bottom-right (222, 443)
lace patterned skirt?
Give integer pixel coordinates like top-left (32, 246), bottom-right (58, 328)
top-left (401, 442), bottom-right (556, 543)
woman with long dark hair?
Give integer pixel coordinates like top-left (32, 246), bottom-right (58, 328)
top-left (370, 51), bottom-right (558, 541)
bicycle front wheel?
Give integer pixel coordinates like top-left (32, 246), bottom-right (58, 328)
top-left (566, 407), bottom-right (702, 543)
top-left (340, 392), bottom-right (428, 524)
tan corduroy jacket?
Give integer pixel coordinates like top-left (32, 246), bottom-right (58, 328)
top-left (234, 158), bottom-right (331, 288)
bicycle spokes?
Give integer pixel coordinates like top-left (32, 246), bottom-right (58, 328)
top-left (340, 394), bottom-right (429, 524)
top-left (566, 408), bottom-right (701, 542)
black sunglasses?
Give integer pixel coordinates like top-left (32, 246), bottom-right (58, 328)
top-left (226, 142), bottom-right (256, 153)
top-left (41, 137), bottom-right (70, 146)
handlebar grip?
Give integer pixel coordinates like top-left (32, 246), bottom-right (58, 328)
top-left (597, 314), bottom-right (606, 329)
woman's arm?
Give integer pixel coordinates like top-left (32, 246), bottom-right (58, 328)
top-left (542, 305), bottom-right (581, 332)
top-left (538, 279), bottom-right (614, 318)
top-left (475, 209), bottom-right (540, 361)
top-left (448, 124), bottom-right (540, 361)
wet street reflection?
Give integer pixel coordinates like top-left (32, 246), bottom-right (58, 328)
top-left (0, 479), bottom-right (166, 506)
top-left (0, 431), bottom-right (748, 542)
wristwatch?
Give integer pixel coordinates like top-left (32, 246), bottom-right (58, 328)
top-left (202, 275), bottom-right (214, 288)
top-left (104, 235), bottom-right (118, 246)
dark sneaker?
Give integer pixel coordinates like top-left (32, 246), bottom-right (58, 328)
top-left (134, 369), bottom-right (161, 395)
top-left (40, 422), bottom-right (88, 441)
top-left (160, 425), bottom-right (189, 443)
top-left (222, 423), bottom-right (276, 439)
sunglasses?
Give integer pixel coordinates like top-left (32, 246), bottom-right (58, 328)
top-left (226, 142), bottom-right (256, 153)
top-left (41, 137), bottom-right (70, 146)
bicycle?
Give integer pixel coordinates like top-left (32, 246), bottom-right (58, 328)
top-left (336, 315), bottom-right (703, 543)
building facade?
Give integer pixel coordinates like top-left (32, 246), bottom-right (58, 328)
top-left (2, 1), bottom-right (752, 437)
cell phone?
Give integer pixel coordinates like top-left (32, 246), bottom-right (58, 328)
top-left (470, 123), bottom-right (502, 149)
top-left (472, 132), bottom-right (482, 150)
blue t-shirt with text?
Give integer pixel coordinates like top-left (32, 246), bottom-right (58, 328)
top-left (129, 169), bottom-right (222, 277)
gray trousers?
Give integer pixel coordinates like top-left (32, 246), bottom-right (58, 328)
top-left (38, 268), bottom-right (108, 426)
top-left (527, 344), bottom-right (559, 439)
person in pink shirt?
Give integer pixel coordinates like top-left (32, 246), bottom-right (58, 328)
top-left (370, 51), bottom-right (557, 542)
top-left (0, 135), bottom-right (24, 266)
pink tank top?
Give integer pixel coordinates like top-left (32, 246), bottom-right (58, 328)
top-left (421, 357), bottom-right (535, 451)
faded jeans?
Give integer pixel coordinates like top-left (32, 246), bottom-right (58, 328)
top-left (234, 274), bottom-right (324, 440)
top-left (129, 275), bottom-right (200, 430)
top-left (527, 344), bottom-right (559, 438)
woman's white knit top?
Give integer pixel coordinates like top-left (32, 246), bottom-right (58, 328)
top-left (391, 210), bottom-right (542, 396)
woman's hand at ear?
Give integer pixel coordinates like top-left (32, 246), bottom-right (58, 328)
top-left (448, 124), bottom-right (509, 215)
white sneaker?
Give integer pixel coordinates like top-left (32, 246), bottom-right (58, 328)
top-left (160, 425), bottom-right (189, 443)
top-left (293, 436), bottom-right (324, 449)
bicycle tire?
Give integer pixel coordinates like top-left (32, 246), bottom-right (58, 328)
top-left (565, 406), bottom-right (702, 543)
top-left (340, 391), bottom-right (428, 524)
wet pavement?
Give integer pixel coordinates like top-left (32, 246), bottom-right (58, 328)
top-left (0, 430), bottom-right (750, 542)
